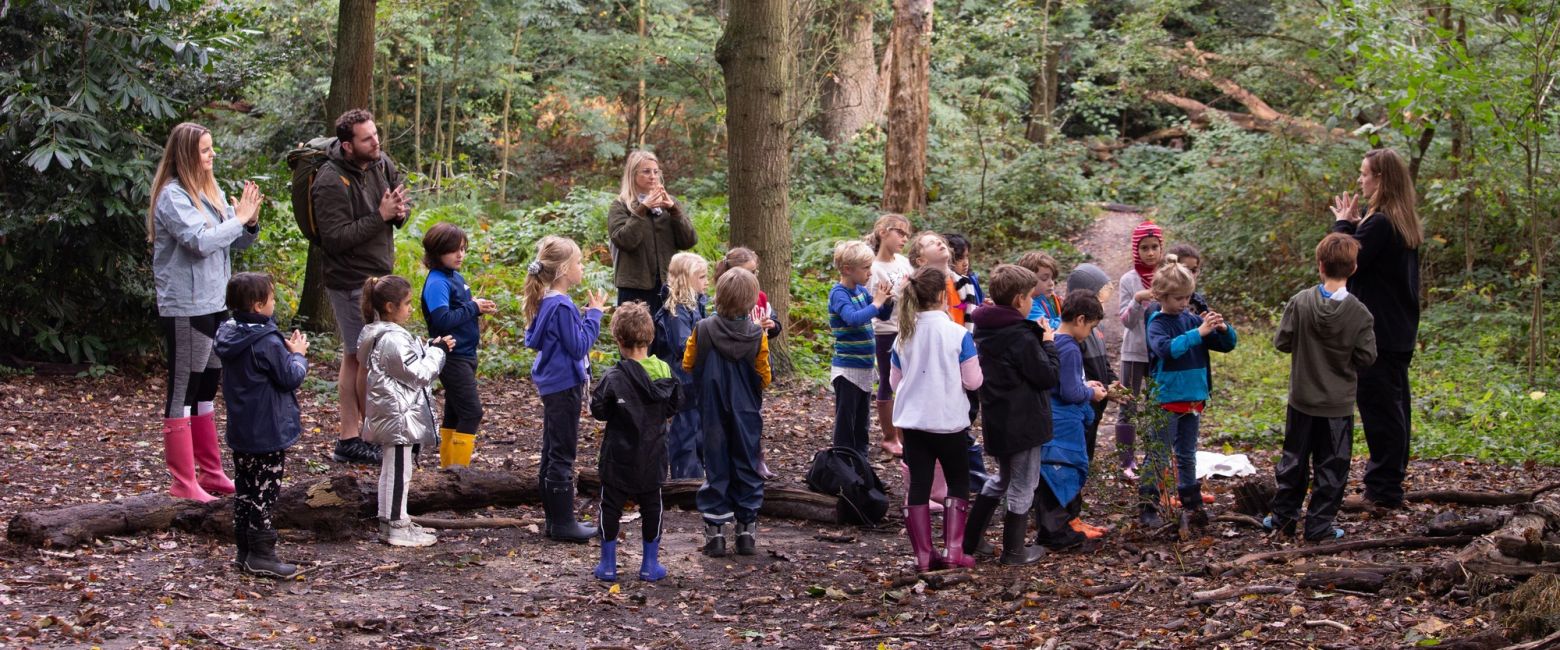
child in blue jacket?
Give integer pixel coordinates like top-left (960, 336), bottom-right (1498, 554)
top-left (524, 235), bottom-right (606, 543)
top-left (1139, 256), bottom-right (1237, 529)
top-left (656, 252), bottom-right (710, 479)
top-left (421, 223), bottom-right (497, 468)
top-left (213, 272), bottom-right (309, 579)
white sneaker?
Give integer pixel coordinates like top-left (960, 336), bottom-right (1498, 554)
top-left (384, 519), bottom-right (437, 547)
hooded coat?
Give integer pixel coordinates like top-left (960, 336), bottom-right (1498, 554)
top-left (358, 321), bottom-right (446, 447)
top-left (591, 358), bottom-right (685, 493)
top-left (213, 312), bottom-right (307, 454)
top-left (151, 180), bottom-right (258, 317)
top-left (310, 141), bottom-right (405, 291)
top-left (971, 305), bottom-right (1059, 457)
top-left (1040, 333), bottom-right (1097, 507)
top-left (1274, 286), bottom-right (1378, 417)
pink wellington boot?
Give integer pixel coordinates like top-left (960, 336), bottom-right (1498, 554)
top-left (163, 418), bottom-right (216, 502)
top-left (189, 412), bottom-right (235, 495)
top-left (901, 461), bottom-right (948, 514)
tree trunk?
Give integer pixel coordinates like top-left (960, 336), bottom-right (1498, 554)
top-left (717, 0), bottom-right (795, 376)
top-left (498, 20), bottom-right (524, 206)
top-left (1025, 0), bottom-right (1058, 144)
top-left (637, 0), bottom-right (649, 149)
top-left (444, 8), bottom-right (467, 184)
top-left (299, 0), bottom-right (377, 332)
top-left (413, 42), bottom-right (423, 175)
top-left (6, 469), bottom-right (847, 548)
top-left (882, 0), bottom-right (932, 215)
top-left (818, 0), bottom-right (881, 144)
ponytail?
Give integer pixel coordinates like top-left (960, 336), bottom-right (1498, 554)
top-left (714, 246), bottom-right (758, 284)
top-left (360, 275), bottom-right (412, 323)
top-left (896, 266), bottom-right (947, 344)
top-left (523, 235), bottom-right (583, 324)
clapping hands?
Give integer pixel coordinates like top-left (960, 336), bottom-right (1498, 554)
top-left (232, 181), bottom-right (262, 227)
top-left (1330, 191), bottom-right (1361, 223)
top-left (585, 289), bottom-right (609, 311)
top-left (284, 329), bottom-right (309, 355)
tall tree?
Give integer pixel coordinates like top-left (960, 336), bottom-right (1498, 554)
top-left (298, 0), bottom-right (378, 332)
top-left (818, 0), bottom-right (884, 143)
top-left (882, 0), bottom-right (932, 215)
top-left (717, 0), bottom-right (795, 375)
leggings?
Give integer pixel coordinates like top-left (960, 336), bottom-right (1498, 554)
top-left (874, 334), bottom-right (896, 400)
top-left (378, 444), bottom-right (416, 522)
top-left (233, 450), bottom-right (286, 532)
top-left (599, 485), bottom-right (664, 543)
top-left (159, 312), bottom-right (225, 418)
top-left (902, 428), bottom-right (971, 505)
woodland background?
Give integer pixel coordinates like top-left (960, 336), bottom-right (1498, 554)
top-left (1, 0), bottom-right (1557, 459)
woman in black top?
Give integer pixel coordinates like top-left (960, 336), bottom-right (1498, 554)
top-left (1328, 148), bottom-right (1423, 508)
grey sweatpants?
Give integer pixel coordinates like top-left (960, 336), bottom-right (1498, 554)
top-left (978, 446), bottom-right (1043, 514)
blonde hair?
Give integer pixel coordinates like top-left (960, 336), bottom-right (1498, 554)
top-left (523, 235), bottom-right (583, 323)
top-left (833, 240), bottom-right (874, 273)
top-left (1363, 149), bottom-right (1423, 249)
top-left (896, 267), bottom-right (948, 343)
top-left (1150, 254), bottom-right (1196, 299)
top-left (866, 213), bottom-right (912, 253)
top-left (618, 150), bottom-right (661, 211)
top-left (1016, 250), bottom-right (1060, 280)
top-left (905, 231), bottom-right (949, 268)
top-left (665, 252), bottom-right (708, 318)
top-left (714, 246), bottom-right (758, 282)
top-left (147, 122), bottom-right (223, 243)
top-left (714, 266), bottom-right (760, 319)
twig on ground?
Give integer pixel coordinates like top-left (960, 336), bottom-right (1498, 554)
top-left (337, 562), bottom-right (402, 580)
top-left (411, 516), bottom-right (533, 529)
top-left (840, 631), bottom-right (940, 642)
top-left (1187, 584), bottom-right (1295, 606)
top-left (1303, 619), bottom-right (1352, 633)
top-left (1223, 535), bottom-right (1475, 568)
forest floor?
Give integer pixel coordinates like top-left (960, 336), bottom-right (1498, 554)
top-left (1, 211), bottom-right (1556, 649)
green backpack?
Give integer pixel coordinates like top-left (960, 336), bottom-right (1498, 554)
top-left (284, 136), bottom-right (339, 245)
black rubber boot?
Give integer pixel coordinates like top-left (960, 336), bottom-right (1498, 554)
top-left (241, 529), bottom-right (299, 579)
top-left (702, 522), bottom-right (728, 557)
top-left (1179, 483), bottom-right (1209, 528)
top-left (542, 479), bottom-right (597, 543)
top-left (1138, 501), bottom-right (1164, 529)
top-left (233, 522), bottom-right (249, 569)
top-left (999, 511), bottom-right (1047, 565)
top-left (735, 521), bottom-right (757, 556)
top-left (962, 494), bottom-right (1001, 557)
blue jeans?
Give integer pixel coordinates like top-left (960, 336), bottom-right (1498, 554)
top-left (1139, 410), bottom-right (1200, 497)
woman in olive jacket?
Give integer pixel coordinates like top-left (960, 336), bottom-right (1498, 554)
top-left (608, 150), bottom-right (698, 315)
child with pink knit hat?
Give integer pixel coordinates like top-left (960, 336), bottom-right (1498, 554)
top-left (1114, 221), bottom-right (1163, 478)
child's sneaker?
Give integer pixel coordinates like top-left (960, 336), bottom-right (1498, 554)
top-left (332, 437), bottom-right (382, 465)
top-left (384, 519), bottom-right (437, 547)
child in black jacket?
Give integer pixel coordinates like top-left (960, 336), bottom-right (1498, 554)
top-left (963, 265), bottom-right (1057, 566)
top-left (591, 302), bottom-right (683, 581)
top-left (212, 273), bottom-right (309, 579)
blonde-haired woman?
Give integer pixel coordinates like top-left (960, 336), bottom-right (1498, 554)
top-left (1329, 148), bottom-right (1423, 510)
top-left (608, 151), bottom-right (698, 315)
top-left (148, 122), bottom-right (262, 502)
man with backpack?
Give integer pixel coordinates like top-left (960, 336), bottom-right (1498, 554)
top-left (310, 108), bottom-right (409, 465)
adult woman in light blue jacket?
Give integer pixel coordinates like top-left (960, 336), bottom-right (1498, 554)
top-left (147, 122), bottom-right (261, 502)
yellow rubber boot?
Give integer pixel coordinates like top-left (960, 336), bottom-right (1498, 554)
top-left (447, 432), bottom-right (476, 468)
top-left (438, 428), bottom-right (456, 468)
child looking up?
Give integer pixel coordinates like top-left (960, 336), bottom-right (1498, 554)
top-left (829, 240), bottom-right (891, 454)
top-left (684, 267), bottom-right (771, 557)
top-left (420, 223), bottom-right (497, 468)
top-left (891, 267), bottom-right (984, 571)
top-left (1267, 234), bottom-right (1376, 541)
top-left (657, 252), bottom-right (710, 479)
top-left (1017, 251), bottom-right (1063, 330)
top-left (868, 214), bottom-right (914, 457)
top-left (591, 302), bottom-right (683, 581)
top-left (213, 273), bottom-right (308, 578)
top-left (1116, 221), bottom-right (1164, 478)
top-left (965, 264), bottom-right (1055, 566)
top-left (1138, 256), bottom-right (1237, 529)
top-left (1036, 290), bottom-right (1109, 551)
top-left (359, 275), bottom-right (451, 547)
top-left (524, 235), bottom-right (607, 543)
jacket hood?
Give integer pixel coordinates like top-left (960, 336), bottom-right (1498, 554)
top-left (325, 140), bottom-right (376, 179)
top-left (214, 316), bottom-right (278, 360)
top-left (971, 304), bottom-right (1029, 333)
top-left (617, 359), bottom-right (679, 405)
top-left (1299, 287), bottom-right (1358, 339)
top-left (1066, 264), bottom-right (1110, 295)
top-left (704, 315), bottom-right (763, 361)
top-left (358, 320), bottom-right (403, 358)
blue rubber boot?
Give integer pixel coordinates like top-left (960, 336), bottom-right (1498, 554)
top-left (639, 538), bottom-right (668, 581)
top-left (593, 540), bottom-right (618, 582)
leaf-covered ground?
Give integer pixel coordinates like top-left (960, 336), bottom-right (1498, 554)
top-left (1, 212), bottom-right (1554, 648)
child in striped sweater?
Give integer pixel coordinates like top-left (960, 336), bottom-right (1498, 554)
top-left (829, 241), bottom-right (892, 454)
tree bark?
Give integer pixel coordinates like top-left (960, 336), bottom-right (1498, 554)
top-left (882, 0), bottom-right (932, 215)
top-left (818, 0), bottom-right (881, 144)
top-left (498, 21), bottom-right (524, 206)
top-left (6, 469), bottom-right (848, 548)
top-left (299, 0), bottom-right (378, 332)
top-left (717, 0), bottom-right (795, 376)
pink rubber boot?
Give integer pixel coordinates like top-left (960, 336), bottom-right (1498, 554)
top-left (189, 412), bottom-right (235, 495)
top-left (163, 418), bottom-right (216, 502)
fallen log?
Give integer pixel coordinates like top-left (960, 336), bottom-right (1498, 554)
top-left (1428, 509), bottom-right (1511, 537)
top-left (1342, 482), bottom-right (1560, 511)
top-left (1489, 502), bottom-right (1560, 564)
top-left (1297, 569), bottom-right (1389, 593)
top-left (1214, 535), bottom-right (1475, 571)
top-left (6, 468), bottom-right (850, 547)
